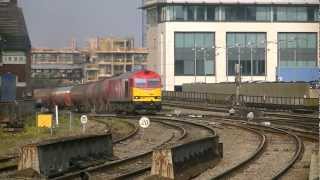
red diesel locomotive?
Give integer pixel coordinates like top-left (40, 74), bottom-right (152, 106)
top-left (34, 70), bottom-right (162, 113)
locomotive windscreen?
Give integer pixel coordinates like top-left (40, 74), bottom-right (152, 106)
top-left (135, 78), bottom-right (147, 87)
top-left (147, 79), bottom-right (161, 87)
top-left (134, 78), bottom-right (161, 88)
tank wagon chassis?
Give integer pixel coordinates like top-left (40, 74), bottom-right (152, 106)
top-left (33, 70), bottom-right (162, 114)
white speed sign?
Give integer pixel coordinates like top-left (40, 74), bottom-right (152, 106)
top-left (80, 115), bottom-right (88, 124)
top-left (139, 116), bottom-right (150, 128)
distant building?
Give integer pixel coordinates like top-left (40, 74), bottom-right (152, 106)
top-left (142, 0), bottom-right (320, 90)
top-left (84, 37), bottom-right (148, 82)
top-left (0, 0), bottom-right (31, 98)
top-left (31, 48), bottom-right (84, 84)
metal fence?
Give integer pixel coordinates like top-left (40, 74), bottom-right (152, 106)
top-left (0, 100), bottom-right (35, 127)
top-left (162, 91), bottom-right (318, 110)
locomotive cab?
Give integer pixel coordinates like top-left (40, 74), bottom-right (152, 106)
top-left (131, 72), bottom-right (162, 111)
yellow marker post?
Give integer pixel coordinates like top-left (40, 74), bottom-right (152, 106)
top-left (37, 114), bottom-right (53, 128)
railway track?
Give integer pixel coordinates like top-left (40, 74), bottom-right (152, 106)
top-left (196, 114), bottom-right (307, 180)
top-left (164, 101), bottom-right (319, 136)
top-left (53, 115), bottom-right (217, 180)
top-left (211, 119), bottom-right (303, 179)
top-left (164, 100), bottom-right (318, 120)
top-left (0, 156), bottom-right (18, 175)
top-left (0, 117), bottom-right (140, 177)
top-left (163, 100), bottom-right (315, 179)
top-left (205, 121), bottom-right (267, 179)
top-left (171, 116), bottom-right (303, 179)
top-left (1, 103), bottom-right (315, 179)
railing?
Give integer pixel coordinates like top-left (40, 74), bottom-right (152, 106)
top-left (162, 91), bottom-right (318, 110)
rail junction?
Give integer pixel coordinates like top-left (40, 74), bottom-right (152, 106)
top-left (0, 93), bottom-right (318, 180)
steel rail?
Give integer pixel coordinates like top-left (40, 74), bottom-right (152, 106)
top-left (164, 101), bottom-right (318, 121)
top-left (262, 126), bottom-right (303, 180)
top-left (52, 116), bottom-right (193, 180)
top-left (163, 102), bottom-right (319, 138)
top-left (92, 117), bottom-right (139, 143)
top-left (111, 166), bottom-right (151, 180)
top-left (0, 164), bottom-right (18, 174)
top-left (0, 117), bottom-right (139, 176)
top-left (210, 122), bottom-right (266, 179)
top-left (208, 118), bottom-right (303, 179)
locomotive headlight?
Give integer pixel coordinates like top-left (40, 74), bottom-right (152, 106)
top-left (155, 96), bottom-right (161, 99)
top-left (134, 96), bottom-right (140, 99)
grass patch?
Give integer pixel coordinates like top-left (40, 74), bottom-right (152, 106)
top-left (0, 112), bottom-right (84, 156)
top-left (94, 117), bottom-right (135, 139)
top-left (0, 113), bottom-right (135, 156)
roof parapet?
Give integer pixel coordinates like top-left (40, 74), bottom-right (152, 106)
top-left (141, 0), bottom-right (320, 8)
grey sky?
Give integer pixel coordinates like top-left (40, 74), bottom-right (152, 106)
top-left (18, 0), bottom-right (143, 48)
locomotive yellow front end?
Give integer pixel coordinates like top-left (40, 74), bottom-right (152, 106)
top-left (131, 71), bottom-right (162, 111)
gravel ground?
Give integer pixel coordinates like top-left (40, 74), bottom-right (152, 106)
top-left (223, 132), bottom-right (296, 180)
top-left (113, 119), bottom-right (178, 159)
top-left (164, 106), bottom-right (316, 179)
top-left (280, 140), bottom-right (318, 180)
top-left (79, 118), bottom-right (107, 134)
top-left (163, 106), bottom-right (227, 117)
top-left (194, 120), bottom-right (261, 179)
top-left (172, 119), bottom-right (214, 142)
top-left (91, 119), bottom-right (185, 179)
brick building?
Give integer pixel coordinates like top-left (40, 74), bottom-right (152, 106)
top-left (0, 0), bottom-right (31, 98)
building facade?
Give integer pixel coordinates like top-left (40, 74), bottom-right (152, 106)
top-left (85, 37), bottom-right (148, 82)
top-left (142, 0), bottom-right (320, 91)
top-left (31, 48), bottom-right (84, 84)
top-left (0, 0), bottom-right (31, 98)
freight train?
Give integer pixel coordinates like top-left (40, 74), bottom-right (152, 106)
top-left (34, 70), bottom-right (162, 113)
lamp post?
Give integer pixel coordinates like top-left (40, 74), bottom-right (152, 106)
top-left (235, 43), bottom-right (242, 106)
top-left (226, 46), bottom-right (236, 82)
top-left (226, 47), bottom-right (229, 82)
top-left (201, 47), bottom-right (207, 83)
top-left (261, 40), bottom-right (268, 81)
top-left (237, 43), bottom-right (241, 73)
top-left (277, 41), bottom-right (281, 81)
top-left (248, 42), bottom-right (254, 81)
top-left (192, 44), bottom-right (198, 83)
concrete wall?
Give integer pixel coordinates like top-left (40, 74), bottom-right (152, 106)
top-left (182, 82), bottom-right (314, 98)
top-left (18, 133), bottom-right (113, 177)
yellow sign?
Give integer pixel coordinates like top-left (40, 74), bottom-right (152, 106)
top-left (37, 114), bottom-right (53, 128)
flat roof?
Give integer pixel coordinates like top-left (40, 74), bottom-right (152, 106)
top-left (143, 0), bottom-right (319, 7)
